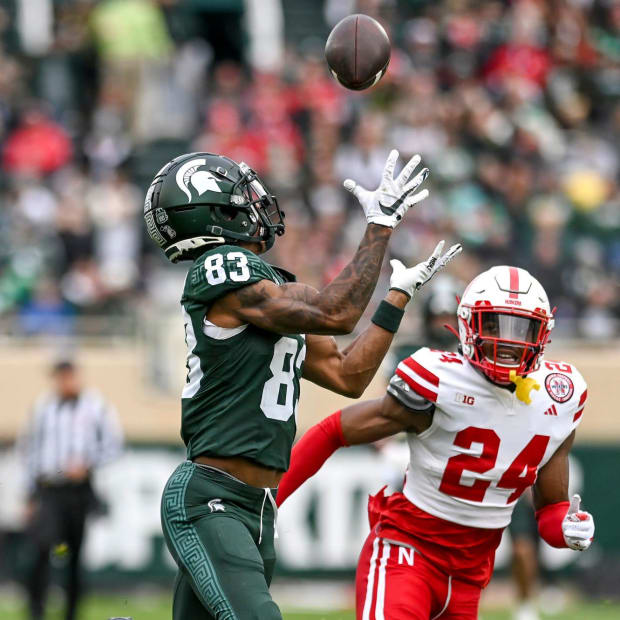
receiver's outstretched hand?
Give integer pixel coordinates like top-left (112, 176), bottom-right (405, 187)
top-left (389, 241), bottom-right (463, 300)
top-left (345, 149), bottom-right (429, 229)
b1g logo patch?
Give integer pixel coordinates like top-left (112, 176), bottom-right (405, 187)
top-left (545, 373), bottom-right (574, 403)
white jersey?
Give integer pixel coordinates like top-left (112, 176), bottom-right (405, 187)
top-left (389, 347), bottom-right (587, 529)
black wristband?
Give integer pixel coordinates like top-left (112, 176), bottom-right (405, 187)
top-left (371, 300), bottom-right (405, 333)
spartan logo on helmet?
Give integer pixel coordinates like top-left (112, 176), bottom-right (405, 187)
top-left (176, 158), bottom-right (223, 203)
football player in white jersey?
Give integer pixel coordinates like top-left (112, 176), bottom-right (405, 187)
top-left (277, 265), bottom-right (595, 620)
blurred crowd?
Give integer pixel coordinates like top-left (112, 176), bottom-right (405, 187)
top-left (0, 0), bottom-right (618, 340)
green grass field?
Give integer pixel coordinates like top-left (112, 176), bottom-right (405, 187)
top-left (1, 594), bottom-right (619, 620)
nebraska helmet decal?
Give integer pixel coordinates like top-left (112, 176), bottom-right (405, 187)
top-left (457, 266), bottom-right (554, 384)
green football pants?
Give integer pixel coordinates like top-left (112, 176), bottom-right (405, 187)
top-left (161, 461), bottom-right (281, 620)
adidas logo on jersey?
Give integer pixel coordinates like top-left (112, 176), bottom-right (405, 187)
top-left (543, 404), bottom-right (558, 416)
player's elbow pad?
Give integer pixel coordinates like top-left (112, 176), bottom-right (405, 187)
top-left (387, 376), bottom-right (434, 413)
top-left (535, 500), bottom-right (570, 548)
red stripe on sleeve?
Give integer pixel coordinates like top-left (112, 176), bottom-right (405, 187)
top-left (403, 357), bottom-right (440, 386)
top-left (573, 390), bottom-right (587, 421)
top-left (578, 390), bottom-right (588, 407)
top-left (509, 267), bottom-right (519, 299)
top-left (396, 368), bottom-right (438, 403)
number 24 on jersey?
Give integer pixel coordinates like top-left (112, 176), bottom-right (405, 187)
top-left (439, 427), bottom-right (550, 504)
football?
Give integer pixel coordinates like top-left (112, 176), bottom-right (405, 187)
top-left (325, 14), bottom-right (391, 91)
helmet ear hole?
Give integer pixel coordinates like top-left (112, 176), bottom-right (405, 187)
top-left (219, 206), bottom-right (237, 221)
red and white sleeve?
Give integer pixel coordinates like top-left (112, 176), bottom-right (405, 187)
top-left (393, 353), bottom-right (439, 404)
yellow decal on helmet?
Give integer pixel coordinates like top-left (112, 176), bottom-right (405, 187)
top-left (510, 370), bottom-right (540, 405)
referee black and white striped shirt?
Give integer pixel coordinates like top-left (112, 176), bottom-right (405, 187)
top-left (19, 389), bottom-right (123, 488)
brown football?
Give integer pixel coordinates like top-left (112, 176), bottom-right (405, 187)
top-left (325, 14), bottom-right (391, 91)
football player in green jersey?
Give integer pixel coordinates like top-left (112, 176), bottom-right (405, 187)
top-left (145, 151), bottom-right (461, 619)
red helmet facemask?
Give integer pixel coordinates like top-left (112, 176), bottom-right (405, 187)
top-left (459, 302), bottom-right (552, 384)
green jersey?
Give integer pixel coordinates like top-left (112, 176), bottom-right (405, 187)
top-left (179, 245), bottom-right (306, 471)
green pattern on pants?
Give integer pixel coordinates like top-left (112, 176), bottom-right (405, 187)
top-left (161, 461), bottom-right (281, 620)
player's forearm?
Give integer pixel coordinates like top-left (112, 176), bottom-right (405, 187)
top-left (532, 431), bottom-right (573, 511)
top-left (313, 224), bottom-right (391, 332)
top-left (231, 225), bottom-right (391, 335)
top-left (335, 290), bottom-right (409, 397)
top-left (535, 500), bottom-right (571, 547)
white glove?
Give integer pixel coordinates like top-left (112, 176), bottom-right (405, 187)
top-left (562, 494), bottom-right (595, 551)
top-left (389, 240), bottom-right (463, 299)
top-left (344, 149), bottom-right (429, 228)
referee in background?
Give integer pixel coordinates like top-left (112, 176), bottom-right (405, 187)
top-left (18, 359), bottom-right (123, 620)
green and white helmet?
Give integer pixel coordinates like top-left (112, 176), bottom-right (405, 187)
top-left (144, 152), bottom-right (285, 262)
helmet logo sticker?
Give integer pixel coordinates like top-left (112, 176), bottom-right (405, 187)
top-left (545, 373), bottom-right (574, 403)
top-left (155, 208), bottom-right (168, 224)
top-left (176, 158), bottom-right (222, 202)
top-left (162, 225), bottom-right (176, 239)
top-left (191, 170), bottom-right (221, 195)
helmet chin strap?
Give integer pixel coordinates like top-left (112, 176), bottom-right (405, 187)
top-left (166, 236), bottom-right (226, 262)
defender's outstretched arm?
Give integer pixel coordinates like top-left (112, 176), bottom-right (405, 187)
top-left (340, 394), bottom-right (430, 443)
top-left (276, 395), bottom-right (430, 506)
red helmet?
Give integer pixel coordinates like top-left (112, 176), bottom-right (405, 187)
top-left (457, 266), bottom-right (554, 384)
